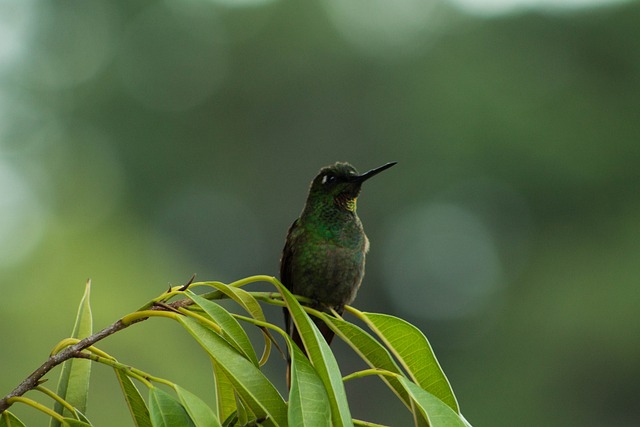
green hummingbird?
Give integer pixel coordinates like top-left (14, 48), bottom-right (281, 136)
top-left (280, 161), bottom-right (396, 370)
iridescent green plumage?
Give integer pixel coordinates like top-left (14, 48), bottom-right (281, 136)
top-left (280, 161), bottom-right (396, 383)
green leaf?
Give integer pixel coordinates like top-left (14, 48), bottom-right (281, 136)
top-left (211, 360), bottom-right (236, 422)
top-left (234, 391), bottom-right (250, 426)
top-left (178, 316), bottom-right (287, 427)
top-left (362, 312), bottom-right (459, 413)
top-left (287, 343), bottom-right (331, 427)
top-left (51, 280), bottom-right (93, 427)
top-left (324, 315), bottom-right (430, 426)
top-left (114, 369), bottom-right (151, 427)
top-left (205, 282), bottom-right (273, 365)
top-left (186, 291), bottom-right (259, 366)
top-left (149, 387), bottom-right (195, 427)
top-left (323, 315), bottom-right (411, 406)
top-left (174, 385), bottom-right (221, 427)
top-left (71, 409), bottom-right (90, 424)
top-left (0, 411), bottom-right (26, 427)
top-left (221, 412), bottom-right (238, 427)
top-left (461, 414), bottom-right (473, 427)
top-left (398, 378), bottom-right (468, 427)
top-left (206, 283), bottom-right (265, 322)
top-left (272, 279), bottom-right (352, 427)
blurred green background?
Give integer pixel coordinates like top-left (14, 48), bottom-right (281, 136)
top-left (1, 0), bottom-right (639, 425)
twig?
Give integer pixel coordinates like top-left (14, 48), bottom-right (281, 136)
top-left (0, 275), bottom-right (280, 414)
top-left (0, 297), bottom-right (192, 413)
top-left (179, 273), bottom-right (197, 291)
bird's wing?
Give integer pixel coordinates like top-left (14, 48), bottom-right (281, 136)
top-left (280, 218), bottom-right (301, 290)
top-left (280, 218), bottom-right (300, 336)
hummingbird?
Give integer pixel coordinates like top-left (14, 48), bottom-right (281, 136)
top-left (280, 161), bottom-right (396, 377)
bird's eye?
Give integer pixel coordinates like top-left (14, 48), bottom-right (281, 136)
top-left (321, 174), bottom-right (336, 185)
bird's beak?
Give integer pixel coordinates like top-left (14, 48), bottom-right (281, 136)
top-left (353, 162), bottom-right (397, 183)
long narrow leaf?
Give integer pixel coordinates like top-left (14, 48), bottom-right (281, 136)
top-left (287, 343), bottom-right (331, 427)
top-left (221, 412), bottom-right (238, 427)
top-left (361, 312), bottom-right (459, 413)
top-left (230, 304), bottom-right (330, 427)
top-left (71, 409), bottom-right (90, 424)
top-left (178, 316), bottom-right (287, 426)
top-left (205, 283), bottom-right (273, 365)
top-left (211, 360), bottom-right (236, 422)
top-left (322, 315), bottom-right (411, 406)
top-left (323, 314), bottom-right (430, 426)
top-left (114, 369), bottom-right (151, 427)
top-left (234, 391), bottom-right (250, 426)
top-left (398, 378), bottom-right (468, 427)
top-left (175, 385), bottom-right (221, 427)
top-left (51, 280), bottom-right (93, 427)
top-left (272, 279), bottom-right (352, 427)
top-left (149, 387), bottom-right (195, 427)
top-left (0, 411), bottom-right (26, 427)
top-left (186, 291), bottom-right (259, 366)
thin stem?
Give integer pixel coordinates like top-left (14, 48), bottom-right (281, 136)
top-left (199, 275), bottom-right (277, 300)
top-left (232, 314), bottom-right (288, 339)
top-left (35, 386), bottom-right (76, 416)
top-left (0, 275), bottom-right (325, 414)
top-left (121, 310), bottom-right (178, 325)
top-left (247, 292), bottom-right (283, 302)
top-left (0, 318), bottom-right (129, 413)
top-left (139, 281), bottom-right (230, 311)
top-left (229, 275), bottom-right (278, 288)
top-left (233, 313), bottom-right (290, 361)
top-left (342, 368), bottom-right (401, 383)
top-left (252, 292), bottom-right (313, 305)
top-left (84, 345), bottom-right (117, 360)
top-left (176, 307), bottom-right (222, 333)
top-left (75, 353), bottom-right (165, 388)
top-left (0, 290), bottom-right (197, 413)
top-left (52, 339), bottom-right (117, 362)
top-left (6, 397), bottom-right (65, 421)
top-left (50, 338), bottom-right (81, 356)
top-left (343, 304), bottom-right (364, 318)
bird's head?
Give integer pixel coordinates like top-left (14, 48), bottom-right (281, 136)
top-left (307, 161), bottom-right (396, 212)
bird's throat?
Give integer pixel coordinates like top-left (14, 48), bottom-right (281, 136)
top-left (335, 194), bottom-right (357, 212)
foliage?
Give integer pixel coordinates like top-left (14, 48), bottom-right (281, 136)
top-left (0, 276), bottom-right (472, 427)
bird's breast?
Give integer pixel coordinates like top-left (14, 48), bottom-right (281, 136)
top-left (290, 233), bottom-right (367, 309)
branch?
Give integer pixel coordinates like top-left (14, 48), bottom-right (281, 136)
top-left (0, 296), bottom-right (195, 413)
top-left (0, 275), bottom-right (279, 414)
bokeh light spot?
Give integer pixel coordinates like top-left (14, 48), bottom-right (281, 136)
top-left (446, 0), bottom-right (630, 16)
top-left (0, 94), bottom-right (64, 157)
top-left (322, 0), bottom-right (450, 59)
top-left (0, 0), bottom-right (33, 72)
top-left (206, 0), bottom-right (277, 7)
top-left (26, 0), bottom-right (115, 88)
top-left (382, 203), bottom-right (503, 320)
